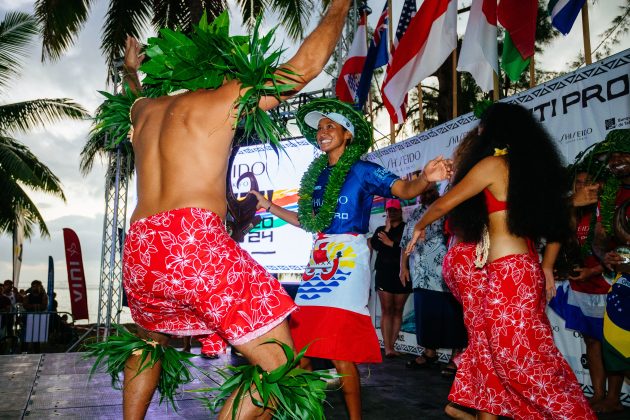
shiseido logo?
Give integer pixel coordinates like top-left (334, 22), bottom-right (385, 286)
top-left (560, 127), bottom-right (593, 143)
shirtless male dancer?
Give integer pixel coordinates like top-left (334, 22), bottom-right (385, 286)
top-left (120, 1), bottom-right (351, 418)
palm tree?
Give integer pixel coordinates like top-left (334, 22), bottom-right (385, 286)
top-left (35, 0), bottom-right (317, 76)
top-left (0, 12), bottom-right (89, 238)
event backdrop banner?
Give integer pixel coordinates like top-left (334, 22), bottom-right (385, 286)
top-left (231, 138), bottom-right (319, 273)
top-left (365, 49), bottom-right (630, 402)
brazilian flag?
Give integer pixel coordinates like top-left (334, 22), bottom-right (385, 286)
top-left (603, 272), bottom-right (630, 372)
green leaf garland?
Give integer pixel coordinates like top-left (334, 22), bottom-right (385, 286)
top-left (91, 11), bottom-right (295, 151)
top-left (84, 324), bottom-right (196, 410)
top-left (297, 143), bottom-right (364, 233)
top-left (194, 340), bottom-right (339, 420)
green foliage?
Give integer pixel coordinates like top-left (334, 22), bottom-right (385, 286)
top-left (93, 12), bottom-right (295, 151)
top-left (0, 12), bottom-right (88, 239)
top-left (37, 0), bottom-right (315, 73)
top-left (84, 324), bottom-right (196, 409)
top-left (0, 12), bottom-right (38, 90)
top-left (195, 340), bottom-right (339, 420)
top-left (90, 86), bottom-right (139, 149)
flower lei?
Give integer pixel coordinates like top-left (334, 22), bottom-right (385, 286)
top-left (297, 143), bottom-right (364, 233)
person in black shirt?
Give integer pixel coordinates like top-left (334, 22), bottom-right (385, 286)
top-left (371, 199), bottom-right (410, 357)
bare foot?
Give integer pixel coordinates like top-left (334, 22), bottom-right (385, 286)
top-left (445, 403), bottom-right (475, 420)
top-left (588, 394), bottom-right (605, 411)
top-left (595, 398), bottom-right (624, 413)
top-left (385, 350), bottom-right (402, 358)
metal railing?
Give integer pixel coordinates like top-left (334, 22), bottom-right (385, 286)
top-left (0, 311), bottom-right (76, 354)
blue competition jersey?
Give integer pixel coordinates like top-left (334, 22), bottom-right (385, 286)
top-left (312, 160), bottom-right (400, 234)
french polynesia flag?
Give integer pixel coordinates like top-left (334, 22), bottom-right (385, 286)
top-left (336, 13), bottom-right (368, 104)
top-left (381, 0), bottom-right (457, 124)
top-left (457, 0), bottom-right (498, 93)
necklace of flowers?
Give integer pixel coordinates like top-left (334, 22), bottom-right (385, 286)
top-left (297, 143), bottom-right (364, 233)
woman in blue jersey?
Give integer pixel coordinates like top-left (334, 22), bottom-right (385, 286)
top-left (252, 98), bottom-right (451, 419)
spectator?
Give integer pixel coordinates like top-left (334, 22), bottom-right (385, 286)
top-left (550, 170), bottom-right (612, 411)
top-left (23, 280), bottom-right (47, 312)
top-left (594, 129), bottom-right (630, 414)
top-left (371, 198), bottom-right (410, 357)
top-left (400, 184), bottom-right (466, 374)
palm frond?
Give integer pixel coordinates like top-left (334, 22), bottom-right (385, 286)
top-left (0, 136), bottom-right (65, 199)
top-left (0, 12), bottom-right (38, 91)
top-left (35, 0), bottom-right (93, 62)
top-left (0, 172), bottom-right (51, 238)
top-left (269, 0), bottom-right (313, 40)
top-left (236, 0), bottom-right (265, 28)
top-left (101, 0), bottom-right (153, 77)
top-left (152, 0), bottom-right (191, 31)
top-left (80, 131), bottom-right (109, 176)
top-left (0, 99), bottom-right (89, 135)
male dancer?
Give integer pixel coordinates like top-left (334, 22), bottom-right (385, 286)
top-left (120, 1), bottom-right (351, 418)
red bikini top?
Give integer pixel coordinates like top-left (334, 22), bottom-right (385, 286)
top-left (484, 188), bottom-right (507, 213)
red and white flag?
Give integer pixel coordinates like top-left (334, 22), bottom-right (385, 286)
top-left (336, 13), bottom-right (368, 104)
top-left (382, 0), bottom-right (457, 123)
top-left (457, 0), bottom-right (498, 92)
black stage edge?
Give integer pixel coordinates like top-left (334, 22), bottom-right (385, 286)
top-left (0, 351), bottom-right (627, 419)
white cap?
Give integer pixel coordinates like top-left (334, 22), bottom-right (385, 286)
top-left (303, 111), bottom-right (355, 137)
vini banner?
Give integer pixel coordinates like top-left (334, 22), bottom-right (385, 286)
top-left (62, 228), bottom-right (89, 320)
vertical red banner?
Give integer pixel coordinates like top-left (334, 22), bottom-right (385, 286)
top-left (63, 228), bottom-right (89, 320)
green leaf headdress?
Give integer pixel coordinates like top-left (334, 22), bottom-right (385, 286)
top-left (295, 98), bottom-right (373, 233)
top-left (589, 129), bottom-right (630, 236)
top-left (91, 11), bottom-right (296, 152)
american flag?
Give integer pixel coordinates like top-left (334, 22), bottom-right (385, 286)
top-left (383, 0), bottom-right (418, 122)
top-left (393, 0), bottom-right (417, 51)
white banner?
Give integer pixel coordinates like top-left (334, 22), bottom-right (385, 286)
top-left (231, 138), bottom-right (318, 273)
top-left (365, 49), bottom-right (630, 176)
top-left (365, 49), bottom-right (630, 403)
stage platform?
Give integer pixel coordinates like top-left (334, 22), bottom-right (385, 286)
top-left (0, 351), bottom-right (627, 419)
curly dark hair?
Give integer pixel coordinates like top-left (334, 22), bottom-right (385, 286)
top-left (449, 102), bottom-right (571, 244)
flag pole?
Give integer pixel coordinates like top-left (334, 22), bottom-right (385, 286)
top-left (451, 50), bottom-right (458, 119)
top-left (416, 84), bottom-right (424, 131)
top-left (492, 71), bottom-right (500, 101)
top-left (388, 0), bottom-right (395, 144)
top-left (529, 54), bottom-right (535, 88)
top-left (581, 2), bottom-right (592, 65)
top-left (363, 5), bottom-right (375, 124)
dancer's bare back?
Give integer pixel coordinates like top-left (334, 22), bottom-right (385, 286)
top-left (129, 82), bottom-right (244, 223)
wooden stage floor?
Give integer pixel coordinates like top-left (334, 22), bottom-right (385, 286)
top-left (0, 351), bottom-right (627, 419)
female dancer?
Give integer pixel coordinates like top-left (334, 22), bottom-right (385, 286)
top-left (252, 98), bottom-right (451, 419)
top-left (438, 132), bottom-right (514, 419)
top-left (407, 103), bottom-right (595, 419)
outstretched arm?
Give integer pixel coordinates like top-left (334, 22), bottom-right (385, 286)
top-left (258, 0), bottom-right (351, 110)
top-left (123, 36), bottom-right (144, 95)
top-left (250, 190), bottom-right (300, 227)
top-left (390, 155), bottom-right (453, 199)
top-left (405, 157), bottom-right (500, 253)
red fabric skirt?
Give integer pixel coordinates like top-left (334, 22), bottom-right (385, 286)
top-left (443, 243), bottom-right (516, 416)
top-left (485, 253), bottom-right (595, 419)
top-left (123, 207), bottom-right (296, 354)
